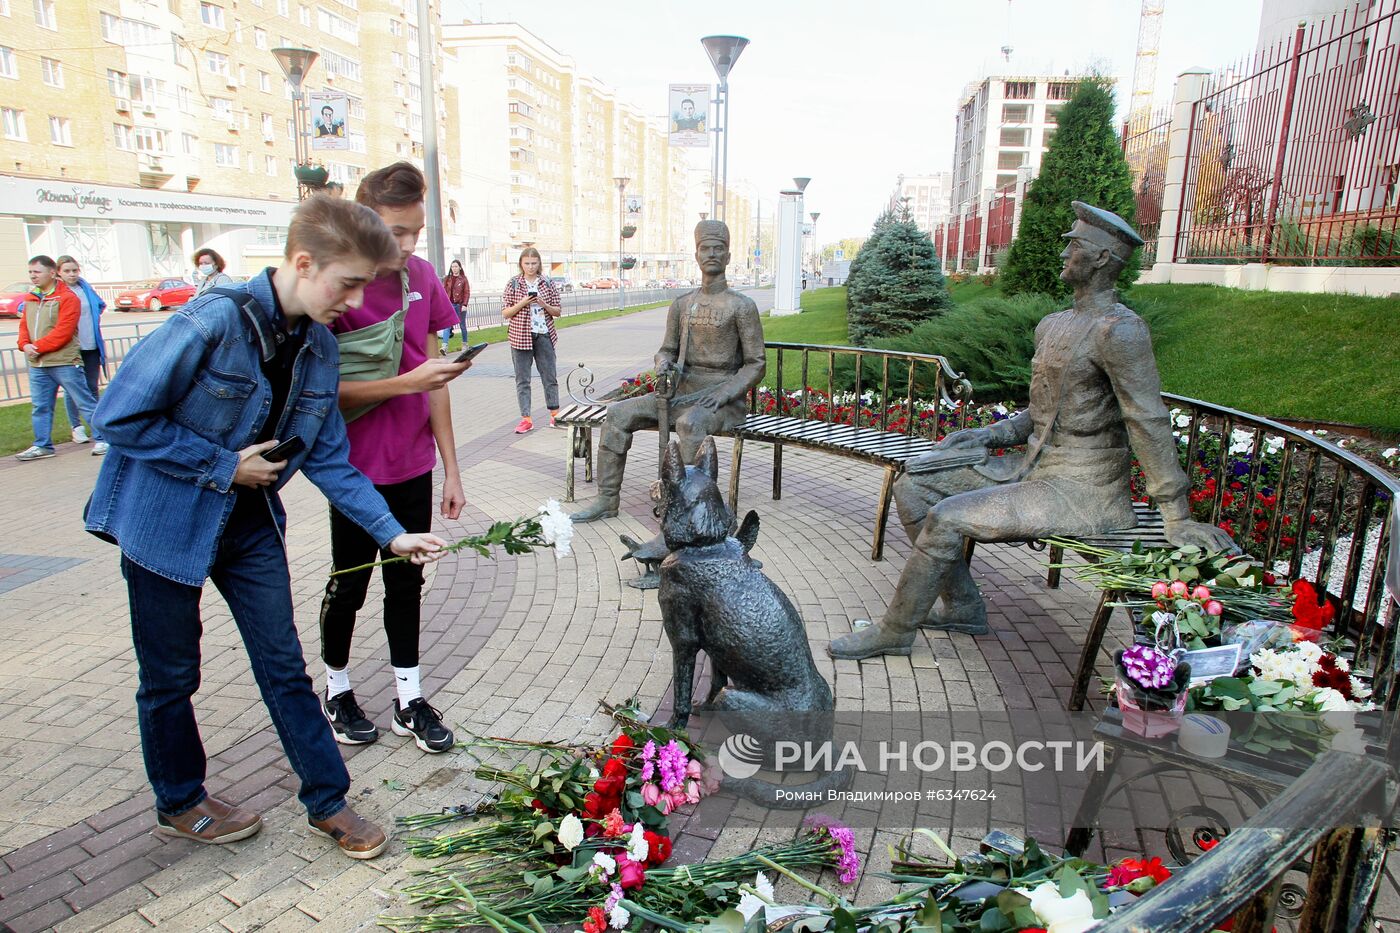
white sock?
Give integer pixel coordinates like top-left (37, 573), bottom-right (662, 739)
top-left (394, 666), bottom-right (423, 707)
top-left (325, 665), bottom-right (351, 699)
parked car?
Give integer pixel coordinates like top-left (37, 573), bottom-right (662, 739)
top-left (0, 282), bottom-right (29, 319)
top-left (114, 278), bottom-right (196, 311)
top-left (549, 276), bottom-right (574, 293)
top-left (584, 277), bottom-right (620, 289)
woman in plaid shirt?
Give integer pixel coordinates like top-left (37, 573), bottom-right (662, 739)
top-left (502, 247), bottom-right (562, 432)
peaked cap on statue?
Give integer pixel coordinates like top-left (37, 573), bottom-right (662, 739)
top-left (1063, 201), bottom-right (1143, 261)
top-left (695, 220), bottom-right (730, 247)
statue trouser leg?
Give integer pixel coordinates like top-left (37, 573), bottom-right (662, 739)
top-left (894, 469), bottom-right (994, 627)
top-left (570, 425), bottom-right (631, 522)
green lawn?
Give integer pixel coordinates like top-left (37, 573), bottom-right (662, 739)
top-left (1130, 284), bottom-right (1400, 432)
top-left (753, 279), bottom-right (1400, 432)
top-left (760, 287), bottom-right (850, 391)
top-left (0, 299), bottom-right (673, 458)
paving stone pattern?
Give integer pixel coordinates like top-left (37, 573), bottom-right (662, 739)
top-left (0, 300), bottom-right (1395, 931)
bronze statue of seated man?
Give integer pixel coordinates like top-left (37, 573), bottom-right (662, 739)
top-left (829, 202), bottom-right (1236, 661)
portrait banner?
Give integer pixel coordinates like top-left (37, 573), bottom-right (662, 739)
top-left (309, 90), bottom-right (349, 150)
top-left (668, 83), bottom-right (709, 148)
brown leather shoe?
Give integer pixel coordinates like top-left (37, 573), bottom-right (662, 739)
top-left (155, 796), bottom-right (262, 844)
top-left (308, 806), bottom-right (388, 860)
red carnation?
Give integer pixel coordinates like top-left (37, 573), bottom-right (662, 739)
top-left (1312, 655), bottom-right (1354, 699)
top-left (583, 906), bottom-right (607, 933)
top-left (602, 757), bottom-right (628, 779)
top-left (611, 734), bottom-right (635, 755)
top-left (643, 830), bottom-right (672, 867)
top-left (1291, 579), bottom-right (1334, 637)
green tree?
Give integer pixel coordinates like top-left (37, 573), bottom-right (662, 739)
top-left (846, 214), bottom-right (953, 345)
top-left (821, 237), bottom-right (866, 264)
top-left (1001, 76), bottom-right (1139, 297)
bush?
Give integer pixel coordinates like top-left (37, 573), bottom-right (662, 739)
top-left (845, 216), bottom-right (953, 345)
top-left (1001, 76), bottom-right (1139, 298)
top-left (866, 292), bottom-right (1064, 401)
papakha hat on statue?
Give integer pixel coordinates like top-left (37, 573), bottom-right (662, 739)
top-left (695, 220), bottom-right (730, 246)
top-left (1063, 201), bottom-right (1143, 259)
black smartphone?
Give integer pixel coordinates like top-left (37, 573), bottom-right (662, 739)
top-left (261, 436), bottom-right (305, 463)
top-left (453, 342), bottom-right (489, 363)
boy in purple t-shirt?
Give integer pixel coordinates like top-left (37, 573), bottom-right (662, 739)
top-left (319, 163), bottom-right (470, 753)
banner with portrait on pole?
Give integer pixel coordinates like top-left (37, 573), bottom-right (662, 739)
top-left (668, 83), bottom-right (709, 148)
top-left (309, 89), bottom-right (349, 150)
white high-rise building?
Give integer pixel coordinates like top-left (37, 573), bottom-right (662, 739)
top-left (949, 75), bottom-right (1096, 216)
top-left (886, 173), bottom-right (952, 234)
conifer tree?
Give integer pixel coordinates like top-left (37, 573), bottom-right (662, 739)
top-left (846, 214), bottom-right (952, 346)
top-left (1001, 77), bottom-right (1139, 297)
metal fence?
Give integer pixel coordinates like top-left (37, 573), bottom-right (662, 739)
top-left (1176, 0), bottom-right (1400, 264)
top-left (1122, 106), bottom-right (1173, 266)
top-left (983, 185), bottom-right (1017, 266)
top-left (0, 287), bottom-right (686, 404)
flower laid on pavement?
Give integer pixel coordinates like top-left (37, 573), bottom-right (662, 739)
top-left (538, 498), bottom-right (574, 559)
top-left (735, 871), bottom-right (775, 921)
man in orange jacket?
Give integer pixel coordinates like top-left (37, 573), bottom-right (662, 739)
top-left (16, 254), bottom-right (106, 460)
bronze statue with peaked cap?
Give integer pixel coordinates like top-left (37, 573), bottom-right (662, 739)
top-left (829, 202), bottom-right (1237, 661)
top-left (571, 220), bottom-right (765, 522)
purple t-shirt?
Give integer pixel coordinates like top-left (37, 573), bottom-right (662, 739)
top-left (332, 254), bottom-right (458, 485)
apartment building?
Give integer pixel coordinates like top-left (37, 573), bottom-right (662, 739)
top-left (886, 172), bottom-right (952, 234)
top-left (441, 21), bottom-right (696, 287)
top-left (0, 0), bottom-right (449, 281)
top-left (949, 75), bottom-right (1087, 214)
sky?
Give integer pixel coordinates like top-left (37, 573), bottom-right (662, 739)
top-left (441, 0), bottom-right (1264, 243)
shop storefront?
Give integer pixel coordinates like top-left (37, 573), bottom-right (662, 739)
top-left (0, 175), bottom-right (294, 285)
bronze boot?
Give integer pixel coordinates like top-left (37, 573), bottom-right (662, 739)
top-left (919, 554), bottom-right (988, 634)
top-left (828, 548), bottom-right (945, 660)
top-left (570, 446), bottom-right (624, 523)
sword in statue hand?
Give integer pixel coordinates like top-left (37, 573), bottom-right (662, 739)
top-left (656, 300), bottom-right (690, 477)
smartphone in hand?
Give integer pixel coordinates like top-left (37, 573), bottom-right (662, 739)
top-left (261, 436), bottom-right (306, 463)
top-left (453, 343), bottom-right (489, 364)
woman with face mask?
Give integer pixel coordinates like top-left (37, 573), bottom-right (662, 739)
top-left (194, 248), bottom-right (235, 294)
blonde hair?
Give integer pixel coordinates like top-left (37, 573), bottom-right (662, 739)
top-left (517, 247), bottom-right (542, 272)
top-left (285, 194), bottom-right (398, 267)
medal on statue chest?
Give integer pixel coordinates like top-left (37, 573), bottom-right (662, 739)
top-left (688, 295), bottom-right (726, 329)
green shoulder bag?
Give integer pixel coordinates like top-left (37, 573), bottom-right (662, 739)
top-left (336, 269), bottom-right (409, 423)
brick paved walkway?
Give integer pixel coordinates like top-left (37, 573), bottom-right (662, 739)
top-left (0, 298), bottom-right (1395, 931)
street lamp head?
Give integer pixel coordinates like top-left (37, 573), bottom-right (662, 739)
top-left (700, 35), bottom-right (749, 81)
top-left (699, 212), bottom-right (709, 220)
top-left (614, 176), bottom-right (630, 190)
top-left (792, 177), bottom-right (811, 193)
top-left (271, 47), bottom-right (319, 91)
top-left (809, 212), bottom-right (821, 223)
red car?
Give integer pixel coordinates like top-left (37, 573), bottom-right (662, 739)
top-left (115, 277), bottom-right (196, 312)
top-left (0, 282), bottom-right (29, 319)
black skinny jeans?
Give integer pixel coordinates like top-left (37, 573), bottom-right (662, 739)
top-left (319, 471), bottom-right (432, 670)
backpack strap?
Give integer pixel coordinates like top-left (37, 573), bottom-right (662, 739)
top-left (208, 286), bottom-right (275, 362)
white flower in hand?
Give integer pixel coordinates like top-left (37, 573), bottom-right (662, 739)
top-left (557, 813), bottom-right (584, 851)
top-left (539, 499), bottom-right (574, 559)
top-left (736, 872), bottom-right (775, 922)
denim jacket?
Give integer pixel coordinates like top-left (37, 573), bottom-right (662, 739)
top-left (85, 269), bottom-right (406, 586)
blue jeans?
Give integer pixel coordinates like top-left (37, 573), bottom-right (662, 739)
top-left (438, 303), bottom-right (467, 344)
top-left (63, 349), bottom-right (103, 428)
top-left (30, 363), bottom-right (102, 450)
top-left (122, 502), bottom-right (350, 820)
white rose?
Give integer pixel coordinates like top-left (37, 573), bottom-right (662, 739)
top-left (557, 813), bottom-right (584, 851)
top-left (1027, 883), bottom-right (1096, 925)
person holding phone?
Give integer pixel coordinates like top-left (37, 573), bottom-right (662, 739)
top-left (438, 259), bottom-right (470, 353)
top-left (84, 195), bottom-right (448, 860)
top-left (502, 247), bottom-right (562, 433)
top-left (318, 162), bottom-right (468, 756)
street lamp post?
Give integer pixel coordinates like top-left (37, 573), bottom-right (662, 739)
top-left (271, 47), bottom-right (319, 200)
top-left (809, 211), bottom-right (821, 281)
top-left (701, 36), bottom-right (749, 223)
top-left (792, 177), bottom-right (810, 293)
top-left (614, 176), bottom-right (629, 312)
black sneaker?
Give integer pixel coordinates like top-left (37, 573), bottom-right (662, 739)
top-left (392, 698), bottom-right (453, 753)
top-left (323, 690), bottom-right (378, 745)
